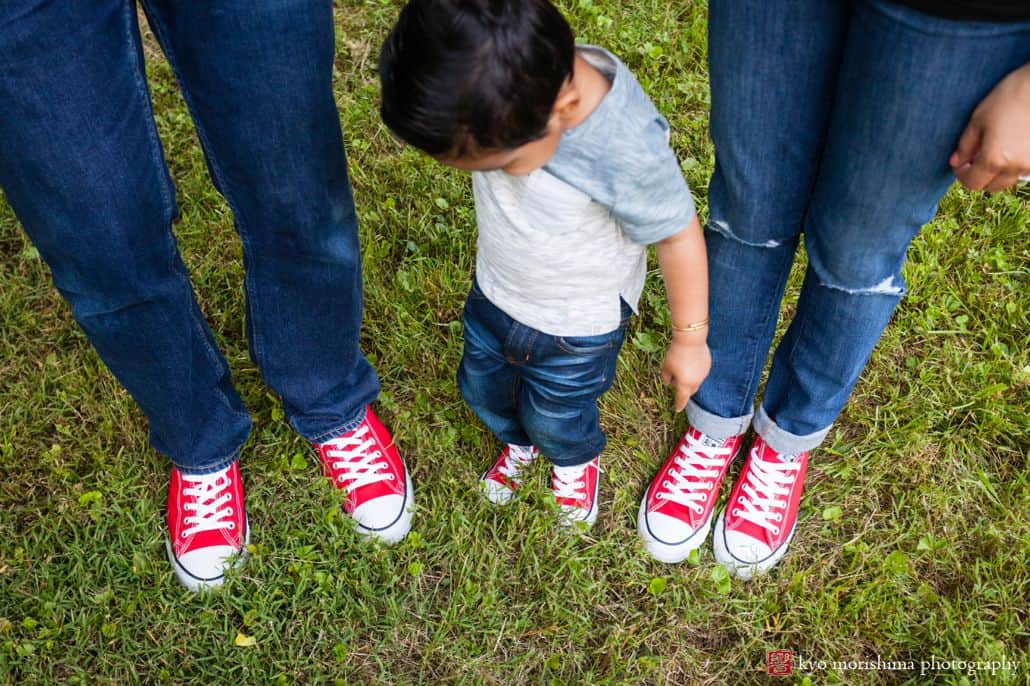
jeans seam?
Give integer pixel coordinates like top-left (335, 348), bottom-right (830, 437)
top-left (124, 2), bottom-right (175, 219)
top-left (740, 265), bottom-right (782, 416)
top-left (524, 330), bottom-right (539, 363)
top-left (139, 1), bottom-right (269, 374)
top-left (511, 372), bottom-right (522, 409)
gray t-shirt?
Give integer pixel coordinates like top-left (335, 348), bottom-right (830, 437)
top-left (473, 46), bottom-right (696, 336)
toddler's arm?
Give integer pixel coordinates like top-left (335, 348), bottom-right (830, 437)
top-left (655, 215), bottom-right (711, 412)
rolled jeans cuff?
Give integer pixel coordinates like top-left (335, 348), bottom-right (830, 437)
top-left (173, 446), bottom-right (243, 476)
top-left (686, 399), bottom-right (752, 441)
top-left (306, 404), bottom-right (369, 444)
top-left (754, 405), bottom-right (831, 455)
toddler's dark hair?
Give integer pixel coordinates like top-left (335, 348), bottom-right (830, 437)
top-left (378, 0), bottom-right (575, 157)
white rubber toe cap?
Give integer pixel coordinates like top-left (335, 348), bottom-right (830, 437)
top-left (637, 498), bottom-right (711, 563)
top-left (352, 478), bottom-right (413, 544)
top-left (480, 477), bottom-right (515, 505)
top-left (166, 521), bottom-right (249, 592)
top-left (557, 501), bottom-right (597, 528)
top-left (713, 512), bottom-right (794, 580)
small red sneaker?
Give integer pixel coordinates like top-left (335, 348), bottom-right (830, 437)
top-left (637, 427), bottom-right (743, 562)
top-left (166, 461), bottom-right (248, 591)
top-left (713, 435), bottom-right (808, 579)
top-left (550, 457), bottom-right (600, 528)
top-left (480, 444), bottom-right (538, 504)
top-left (313, 406), bottom-right (413, 543)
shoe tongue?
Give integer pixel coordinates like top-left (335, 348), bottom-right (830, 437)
top-left (699, 435), bottom-right (723, 448)
top-left (772, 450), bottom-right (803, 464)
top-left (509, 444), bottom-right (534, 459)
top-left (553, 463), bottom-right (586, 479)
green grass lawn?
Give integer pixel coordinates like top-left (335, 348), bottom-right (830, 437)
top-left (1, 1), bottom-right (1028, 684)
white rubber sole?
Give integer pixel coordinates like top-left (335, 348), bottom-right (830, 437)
top-left (166, 516), bottom-right (250, 592)
top-left (636, 497), bottom-right (714, 563)
top-left (712, 511), bottom-right (797, 580)
top-left (353, 473), bottom-right (414, 545)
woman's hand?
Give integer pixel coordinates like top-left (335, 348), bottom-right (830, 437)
top-left (950, 63), bottom-right (1030, 193)
top-left (661, 336), bottom-right (711, 413)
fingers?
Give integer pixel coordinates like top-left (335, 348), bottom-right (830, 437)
top-left (954, 128), bottom-right (1025, 192)
top-left (950, 118), bottom-right (982, 170)
top-left (671, 385), bottom-right (688, 412)
top-left (985, 172), bottom-right (1020, 193)
top-left (674, 383), bottom-right (695, 413)
top-left (662, 371), bottom-right (694, 412)
top-left (955, 154), bottom-right (1003, 191)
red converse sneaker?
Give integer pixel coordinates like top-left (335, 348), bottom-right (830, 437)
top-left (480, 444), bottom-right (538, 504)
top-left (313, 406), bottom-right (413, 544)
top-left (550, 457), bottom-right (600, 528)
top-left (637, 427), bottom-right (743, 563)
top-left (713, 436), bottom-right (808, 579)
top-left (165, 461), bottom-right (248, 591)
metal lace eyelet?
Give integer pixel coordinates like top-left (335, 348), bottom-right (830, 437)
top-left (738, 496), bottom-right (745, 504)
top-left (699, 493), bottom-right (707, 502)
top-left (225, 507), bottom-right (233, 516)
top-left (731, 508), bottom-right (739, 516)
top-left (228, 522), bottom-right (236, 530)
top-left (337, 475), bottom-right (345, 482)
top-left (181, 531), bottom-right (188, 538)
top-left (694, 506), bottom-right (703, 515)
top-left (388, 474), bottom-right (396, 480)
top-left (775, 513), bottom-right (782, 522)
top-left (662, 480), bottom-right (670, 489)
top-left (773, 527), bottom-right (780, 535)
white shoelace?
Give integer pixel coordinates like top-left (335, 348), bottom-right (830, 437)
top-left (497, 444), bottom-right (537, 481)
top-left (322, 425), bottom-right (392, 492)
top-left (181, 469), bottom-right (235, 538)
top-left (732, 450), bottom-right (802, 535)
top-left (656, 433), bottom-right (734, 514)
top-left (552, 462), bottom-right (594, 500)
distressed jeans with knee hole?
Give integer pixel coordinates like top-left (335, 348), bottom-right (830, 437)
top-left (690, 0), bottom-right (1030, 453)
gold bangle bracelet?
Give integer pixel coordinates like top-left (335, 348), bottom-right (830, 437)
top-left (671, 317), bottom-right (709, 333)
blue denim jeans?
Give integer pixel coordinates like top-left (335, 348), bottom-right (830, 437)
top-left (458, 280), bottom-right (631, 468)
top-left (0, 0), bottom-right (379, 473)
top-left (691, 0), bottom-right (1030, 453)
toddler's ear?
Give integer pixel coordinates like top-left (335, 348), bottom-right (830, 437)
top-left (551, 80), bottom-right (580, 123)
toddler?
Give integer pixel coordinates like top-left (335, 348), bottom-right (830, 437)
top-left (379, 0), bottom-right (710, 527)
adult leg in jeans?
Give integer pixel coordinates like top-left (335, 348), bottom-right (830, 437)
top-left (142, 2), bottom-right (414, 551)
top-left (0, 0), bottom-right (251, 473)
top-left (710, 1), bottom-right (1030, 579)
top-left (640, 0), bottom-right (853, 564)
top-left (757, 0), bottom-right (1030, 452)
top-left (140, 0), bottom-right (380, 442)
top-left (687, 0), bottom-right (854, 441)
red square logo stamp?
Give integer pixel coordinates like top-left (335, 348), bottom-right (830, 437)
top-left (767, 650), bottom-right (793, 676)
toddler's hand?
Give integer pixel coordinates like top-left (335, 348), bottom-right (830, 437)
top-left (661, 337), bottom-right (711, 413)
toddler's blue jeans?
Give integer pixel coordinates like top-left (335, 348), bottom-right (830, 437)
top-left (692, 0), bottom-right (1030, 453)
top-left (458, 279), bottom-right (631, 468)
top-left (0, 0), bottom-right (379, 473)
